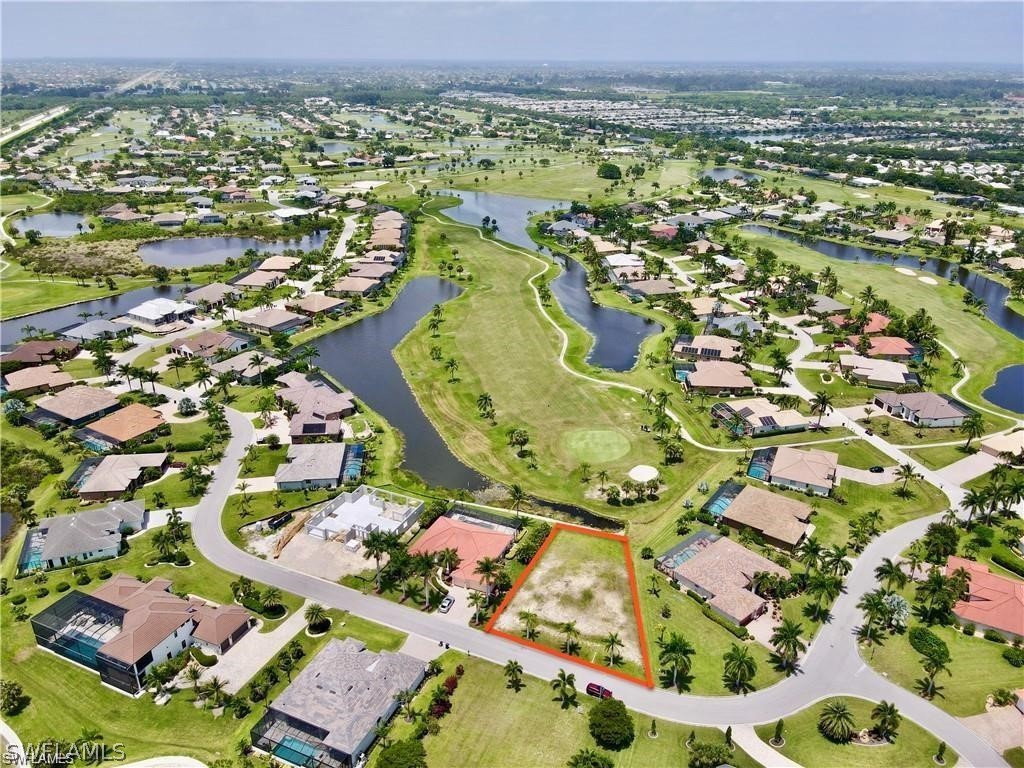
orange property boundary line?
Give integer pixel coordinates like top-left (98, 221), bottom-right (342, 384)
top-left (484, 522), bottom-right (655, 689)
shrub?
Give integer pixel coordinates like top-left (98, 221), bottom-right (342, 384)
top-left (75, 573), bottom-right (91, 586)
top-left (443, 675), bottom-right (458, 695)
top-left (35, 587), bottom-right (49, 598)
top-left (55, 582), bottom-right (70, 593)
top-left (992, 553), bottom-right (1024, 578)
top-left (174, 550), bottom-right (191, 566)
top-left (10, 594), bottom-right (26, 606)
top-left (232, 699), bottom-right (251, 719)
top-left (0, 680), bottom-right (29, 716)
top-left (908, 626), bottom-right (950, 662)
top-left (190, 646), bottom-right (218, 667)
top-left (1002, 647), bottom-right (1024, 667)
top-left (376, 739), bottom-right (427, 768)
top-left (455, 664), bottom-right (465, 677)
top-left (700, 603), bottom-right (748, 639)
top-left (566, 749), bottom-right (613, 768)
top-left (596, 162), bottom-right (622, 180)
top-left (587, 698), bottom-right (635, 751)
top-left (992, 688), bottom-right (1018, 707)
top-left (983, 629), bottom-right (1007, 644)
top-left (687, 741), bottom-right (733, 768)
top-left (640, 546), bottom-right (654, 560)
top-left (962, 623), bottom-right (976, 636)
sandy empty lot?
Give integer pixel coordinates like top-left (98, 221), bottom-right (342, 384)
top-left (495, 528), bottom-right (642, 665)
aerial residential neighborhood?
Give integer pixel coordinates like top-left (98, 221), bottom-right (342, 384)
top-left (0, 3), bottom-right (1022, 768)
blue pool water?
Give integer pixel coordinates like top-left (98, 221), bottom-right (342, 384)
top-left (79, 437), bottom-right (113, 453)
top-left (342, 444), bottom-right (364, 483)
top-left (273, 735), bottom-right (318, 766)
top-left (707, 497), bottom-right (734, 516)
top-left (674, 370), bottom-right (690, 382)
top-left (747, 466), bottom-right (769, 481)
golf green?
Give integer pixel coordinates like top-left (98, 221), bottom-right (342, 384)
top-left (563, 428), bottom-right (632, 463)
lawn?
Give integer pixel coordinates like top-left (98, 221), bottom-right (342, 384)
top-left (59, 355), bottom-right (99, 380)
top-left (1, 191), bottom-right (49, 215)
top-left (795, 368), bottom-right (878, 408)
top-left (375, 652), bottom-right (760, 768)
top-left (754, 696), bottom-right (957, 768)
top-left (831, 439), bottom-right (897, 470)
top-left (222, 489), bottom-right (333, 552)
top-left (239, 444), bottom-right (289, 478)
top-left (0, 260), bottom-right (154, 319)
top-left (134, 471), bottom-right (201, 509)
top-left (907, 444), bottom-right (977, 470)
top-left (867, 622), bottom-right (1017, 717)
top-left (0, 526), bottom-right (404, 766)
top-left (491, 526), bottom-right (647, 681)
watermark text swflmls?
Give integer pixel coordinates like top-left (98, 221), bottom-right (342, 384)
top-left (4, 742), bottom-right (127, 766)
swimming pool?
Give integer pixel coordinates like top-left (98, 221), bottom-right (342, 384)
top-left (273, 735), bottom-right (318, 766)
top-left (342, 443), bottom-right (364, 483)
top-left (747, 465), bottom-right (769, 480)
top-left (78, 436), bottom-right (114, 453)
top-left (18, 529), bottom-right (46, 573)
top-left (674, 369), bottom-right (689, 382)
top-left (747, 448), bottom-right (776, 482)
top-left (657, 531), bottom-right (720, 570)
top-left (701, 478), bottom-right (744, 518)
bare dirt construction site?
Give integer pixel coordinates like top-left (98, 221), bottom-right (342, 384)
top-left (490, 524), bottom-right (649, 681)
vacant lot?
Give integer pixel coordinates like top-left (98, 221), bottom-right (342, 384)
top-left (493, 526), bottom-right (645, 677)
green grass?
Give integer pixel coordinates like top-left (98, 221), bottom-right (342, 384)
top-left (907, 444), bottom-right (977, 470)
top-left (0, 526), bottom-right (404, 765)
top-left (374, 652), bottom-right (760, 768)
top-left (222, 489), bottom-right (333, 551)
top-left (134, 472), bottom-right (202, 509)
top-left (1005, 747), bottom-right (1024, 768)
top-left (832, 439), bottom-right (897, 470)
top-left (795, 368), bottom-right (878, 408)
top-left (0, 260), bottom-right (154, 319)
top-left (59, 355), bottom-right (99, 380)
top-left (1, 192), bottom-right (49, 215)
top-left (239, 444), bottom-right (289, 477)
top-left (868, 622), bottom-right (1017, 716)
top-left (754, 696), bottom-right (957, 768)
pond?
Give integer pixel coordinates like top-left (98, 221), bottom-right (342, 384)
top-left (734, 133), bottom-right (797, 144)
top-left (0, 284), bottom-right (183, 345)
top-left (74, 147), bottom-right (119, 162)
top-left (20, 211), bottom-right (89, 238)
top-left (701, 167), bottom-right (763, 183)
top-left (320, 140), bottom-right (357, 155)
top-left (137, 232), bottom-right (329, 268)
top-left (983, 365), bottom-right (1024, 414)
top-left (440, 189), bottom-right (662, 371)
top-left (313, 277), bottom-right (487, 490)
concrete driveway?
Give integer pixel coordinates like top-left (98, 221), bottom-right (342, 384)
top-left (960, 706), bottom-right (1024, 752)
top-left (837, 465), bottom-right (896, 485)
top-left (938, 451), bottom-right (1000, 486)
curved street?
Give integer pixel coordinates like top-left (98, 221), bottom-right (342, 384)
top-left (185, 403), bottom-right (1008, 768)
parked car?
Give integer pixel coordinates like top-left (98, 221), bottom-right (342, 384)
top-left (869, 465), bottom-right (885, 473)
top-left (439, 596), bottom-right (455, 614)
top-left (865, 429), bottom-right (874, 436)
top-left (586, 683), bottom-right (613, 699)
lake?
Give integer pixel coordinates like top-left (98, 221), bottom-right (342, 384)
top-left (20, 211), bottom-right (89, 238)
top-left (440, 189), bottom-right (662, 371)
top-left (74, 147), bottom-right (119, 162)
top-left (0, 284), bottom-right (183, 345)
top-left (701, 167), bottom-right (763, 183)
top-left (320, 140), bottom-right (356, 155)
top-left (137, 232), bottom-right (329, 268)
top-left (313, 277), bottom-right (487, 490)
top-left (744, 225), bottom-right (1024, 415)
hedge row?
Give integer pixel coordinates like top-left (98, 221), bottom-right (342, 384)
top-left (992, 553), bottom-right (1024, 579)
top-left (909, 626), bottom-right (950, 661)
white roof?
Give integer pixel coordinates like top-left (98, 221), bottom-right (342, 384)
top-left (128, 298), bottom-right (196, 321)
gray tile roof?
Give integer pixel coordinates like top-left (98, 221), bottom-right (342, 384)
top-left (274, 443), bottom-right (347, 484)
top-left (39, 501), bottom-right (146, 563)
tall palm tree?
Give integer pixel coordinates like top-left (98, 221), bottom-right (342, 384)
top-left (797, 537), bottom-right (823, 572)
top-left (503, 659), bottom-right (524, 691)
top-left (202, 676), bottom-right (227, 709)
top-left (474, 557), bottom-right (500, 601)
top-left (550, 669), bottom-right (577, 709)
top-left (769, 619), bottom-right (806, 674)
top-left (362, 530), bottom-right (398, 592)
top-left (437, 547), bottom-right (461, 578)
top-left (304, 602), bottom-right (328, 630)
top-left (809, 391), bottom-right (834, 428)
top-left (468, 590), bottom-right (488, 625)
top-left (722, 644), bottom-right (757, 694)
top-left (821, 544), bottom-right (851, 577)
top-left (874, 557), bottom-right (907, 591)
top-left (508, 483), bottom-right (527, 512)
top-left (959, 413), bottom-right (985, 449)
top-left (818, 699), bottom-right (855, 742)
top-left (518, 610), bottom-right (539, 640)
top-left (856, 622), bottom-right (885, 658)
top-left (560, 621), bottom-right (581, 655)
top-left (168, 356), bottom-right (187, 385)
top-left (895, 462), bottom-right (922, 495)
top-left (249, 352), bottom-right (267, 386)
top-left (603, 632), bottom-right (623, 666)
top-left (658, 632), bottom-right (696, 690)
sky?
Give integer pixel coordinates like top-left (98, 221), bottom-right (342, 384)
top-left (2, 1), bottom-right (1022, 65)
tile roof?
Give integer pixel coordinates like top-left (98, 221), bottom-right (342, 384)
top-left (3, 364), bottom-right (73, 394)
top-left (79, 453), bottom-right (168, 496)
top-left (84, 404), bottom-right (165, 444)
top-left (409, 516), bottom-right (516, 590)
top-left (769, 446), bottom-right (839, 489)
top-left (35, 385), bottom-right (119, 422)
top-left (721, 485), bottom-right (811, 547)
top-left (874, 392), bottom-right (971, 421)
top-left (946, 557), bottom-right (1024, 638)
top-left (275, 443), bottom-right (347, 484)
top-left (3, 340), bottom-right (80, 364)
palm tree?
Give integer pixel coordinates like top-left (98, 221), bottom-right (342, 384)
top-left (821, 544), bottom-right (851, 577)
top-left (818, 699), bottom-right (855, 742)
top-left (596, 469), bottom-right (610, 491)
top-left (503, 659), bottom-right (524, 691)
top-left (183, 663), bottom-right (204, 695)
top-left (856, 622), bottom-right (885, 658)
top-left (468, 591), bottom-right (488, 625)
top-left (809, 391), bottom-right (834, 428)
top-left (474, 557), bottom-right (500, 601)
top-left (603, 632), bottom-right (623, 666)
top-left (476, 392), bottom-right (493, 417)
top-left (304, 602), bottom-right (328, 631)
top-left (871, 700), bottom-right (901, 742)
top-left (874, 557), bottom-right (907, 591)
top-left (560, 621), bottom-right (581, 655)
top-left (508, 483), bottom-right (527, 512)
top-left (658, 632), bottom-right (696, 690)
top-left (959, 413), bottom-right (985, 449)
top-left (142, 369), bottom-right (159, 393)
top-left (550, 669), bottom-right (577, 709)
top-left (722, 644), bottom-right (757, 694)
top-left (807, 572), bottom-right (842, 621)
top-left (518, 610), bottom-right (539, 640)
top-left (797, 536), bottom-right (823, 572)
top-left (260, 587), bottom-right (282, 614)
top-left (769, 619), bottom-right (806, 674)
top-left (202, 676), bottom-right (227, 709)
top-left (895, 462), bottom-right (922, 495)
top-left (444, 357), bottom-right (460, 382)
top-left (363, 530), bottom-right (397, 592)
top-left (438, 547), bottom-right (461, 578)
top-left (168, 356), bottom-right (187, 385)
top-left (249, 352), bottom-right (267, 386)
top-left (117, 363), bottom-right (134, 390)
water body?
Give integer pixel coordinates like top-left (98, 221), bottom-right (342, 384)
top-left (20, 212), bottom-right (88, 238)
top-left (313, 277), bottom-right (487, 490)
top-left (744, 225), bottom-right (1024, 414)
top-left (74, 147), bottom-right (119, 162)
top-left (701, 167), bottom-right (763, 183)
top-left (320, 140), bottom-right (356, 155)
top-left (734, 133), bottom-right (797, 144)
top-left (0, 284), bottom-right (183, 346)
top-left (983, 365), bottom-right (1024, 414)
top-left (138, 232), bottom-right (329, 268)
top-left (441, 189), bottom-right (662, 371)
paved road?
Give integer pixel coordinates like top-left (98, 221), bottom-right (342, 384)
top-left (0, 105), bottom-right (68, 146)
top-left (187, 407), bottom-right (1007, 767)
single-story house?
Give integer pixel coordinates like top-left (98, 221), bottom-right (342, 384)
top-left (257, 255), bottom-right (301, 272)
top-left (808, 294), bottom-right (851, 317)
top-left (232, 270), bottom-right (282, 290)
top-left (274, 443), bottom-right (348, 490)
top-left (210, 351), bottom-right (283, 384)
top-left (710, 398), bottom-right (808, 437)
top-left (621, 279), bottom-right (677, 299)
top-left (409, 514), bottom-right (517, 591)
top-left (328, 276), bottom-right (382, 297)
top-left (873, 392), bottom-right (972, 428)
top-left (126, 299), bottom-right (197, 327)
top-left (76, 403), bottom-right (166, 448)
top-left (945, 556), bottom-right (1023, 641)
top-left (19, 500), bottom-right (146, 572)
top-left (706, 315), bottom-right (764, 337)
top-left (288, 292), bottom-right (348, 317)
top-left (60, 319), bottom-right (133, 343)
top-left (2, 340), bottom-right (80, 367)
top-left (657, 532), bottom-right (789, 626)
top-left (839, 354), bottom-right (919, 389)
top-left (766, 446), bottom-right (839, 496)
top-left (980, 431), bottom-right (1024, 462)
top-left (239, 308), bottom-right (309, 336)
top-left (347, 263), bottom-right (397, 282)
top-left (78, 453), bottom-right (169, 501)
top-left (683, 361), bottom-right (754, 395)
top-left (32, 385), bottom-right (120, 426)
top-left (689, 296), bottom-right (738, 321)
top-left (169, 330), bottom-right (252, 360)
top-left (673, 334), bottom-right (742, 362)
top-left (250, 638), bottom-right (424, 768)
top-left (151, 212), bottom-right (187, 227)
top-left (182, 282), bottom-right (240, 309)
top-left (869, 229), bottom-right (915, 246)
top-left (828, 312), bottom-right (890, 335)
top-left (719, 485), bottom-right (812, 551)
top-left (2, 364), bottom-right (74, 396)
top-left (846, 335), bottom-right (920, 361)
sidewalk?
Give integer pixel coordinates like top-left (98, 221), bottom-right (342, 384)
top-left (732, 725), bottom-right (803, 768)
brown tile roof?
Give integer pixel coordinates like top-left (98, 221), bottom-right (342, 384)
top-left (289, 293), bottom-right (347, 314)
top-left (770, 446), bottom-right (839, 489)
top-left (36, 384), bottom-right (119, 422)
top-left (3, 340), bottom-right (80, 364)
top-left (85, 403), bottom-right (165, 443)
top-left (191, 602), bottom-right (253, 646)
top-left (3, 364), bottom-right (73, 394)
top-left (722, 485), bottom-right (811, 547)
top-left (91, 575), bottom-right (193, 664)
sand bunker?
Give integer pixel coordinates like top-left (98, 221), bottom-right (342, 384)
top-left (918, 276), bottom-right (938, 285)
top-left (628, 465), bottom-right (660, 482)
top-left (895, 267), bottom-right (916, 276)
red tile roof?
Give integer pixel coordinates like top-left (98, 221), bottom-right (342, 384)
top-left (409, 517), bottom-right (514, 591)
top-left (946, 556), bottom-right (1024, 638)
